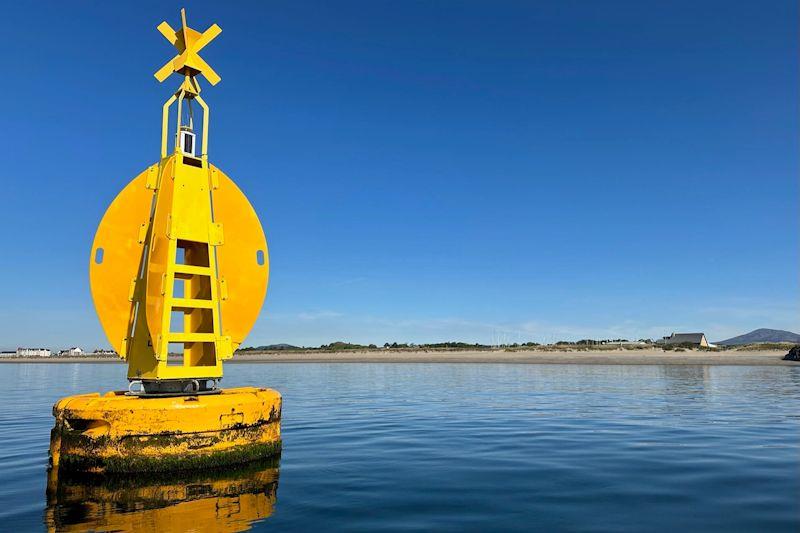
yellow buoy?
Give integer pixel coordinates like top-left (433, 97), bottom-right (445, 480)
top-left (50, 387), bottom-right (281, 473)
top-left (50, 9), bottom-right (281, 473)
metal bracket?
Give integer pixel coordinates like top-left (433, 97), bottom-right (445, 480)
top-left (128, 279), bottom-right (137, 302)
top-left (137, 223), bottom-right (148, 244)
top-left (166, 214), bottom-right (175, 239)
top-left (146, 165), bottom-right (159, 190)
top-left (155, 334), bottom-right (166, 361)
top-left (216, 337), bottom-right (233, 360)
top-left (209, 222), bottom-right (224, 245)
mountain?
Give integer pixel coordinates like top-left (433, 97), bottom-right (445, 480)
top-left (716, 328), bottom-right (800, 346)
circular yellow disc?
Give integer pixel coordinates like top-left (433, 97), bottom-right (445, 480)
top-left (90, 161), bottom-right (269, 355)
top-left (89, 166), bottom-right (156, 355)
top-left (211, 164), bottom-right (269, 349)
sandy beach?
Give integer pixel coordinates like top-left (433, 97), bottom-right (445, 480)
top-left (1, 349), bottom-right (795, 365)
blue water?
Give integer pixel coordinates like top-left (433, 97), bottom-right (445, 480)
top-left (1, 363), bottom-right (798, 531)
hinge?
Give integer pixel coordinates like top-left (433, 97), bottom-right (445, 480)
top-left (166, 215), bottom-right (175, 239)
top-left (155, 334), bottom-right (166, 361)
top-left (209, 222), bottom-right (224, 245)
top-left (128, 278), bottom-right (137, 302)
top-left (216, 336), bottom-right (234, 360)
top-left (219, 278), bottom-right (229, 301)
top-left (145, 165), bottom-right (159, 190)
top-left (210, 167), bottom-right (220, 190)
top-left (137, 223), bottom-right (147, 244)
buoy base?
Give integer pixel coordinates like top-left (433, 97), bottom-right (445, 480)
top-left (50, 386), bottom-right (281, 473)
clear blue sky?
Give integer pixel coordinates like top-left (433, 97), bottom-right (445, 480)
top-left (1, 1), bottom-right (797, 349)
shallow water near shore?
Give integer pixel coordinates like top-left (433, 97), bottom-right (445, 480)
top-left (1, 363), bottom-right (798, 531)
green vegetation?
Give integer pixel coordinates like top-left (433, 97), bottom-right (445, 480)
top-left (319, 341), bottom-right (370, 351)
top-left (663, 343), bottom-right (696, 351)
top-left (234, 340), bottom-right (797, 355)
top-left (237, 341), bottom-right (499, 353)
top-left (729, 342), bottom-right (796, 351)
top-left (234, 339), bottom-right (666, 354)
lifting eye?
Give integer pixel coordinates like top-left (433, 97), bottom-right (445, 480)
top-left (256, 250), bottom-right (265, 266)
top-left (94, 248), bottom-right (104, 264)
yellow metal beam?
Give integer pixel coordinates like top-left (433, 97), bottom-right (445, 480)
top-left (195, 94), bottom-right (210, 157)
top-left (161, 94), bottom-right (177, 158)
top-left (171, 297), bottom-right (215, 310)
top-left (168, 332), bottom-right (217, 343)
top-left (174, 264), bottom-right (212, 276)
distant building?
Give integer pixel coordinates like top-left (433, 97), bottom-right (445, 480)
top-left (661, 333), bottom-right (711, 348)
top-left (0, 351), bottom-right (16, 358)
top-left (58, 347), bottom-right (84, 356)
top-left (600, 340), bottom-right (649, 347)
top-left (17, 347), bottom-right (51, 357)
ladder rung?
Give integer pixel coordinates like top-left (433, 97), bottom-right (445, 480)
top-left (171, 297), bottom-right (215, 310)
top-left (168, 333), bottom-right (216, 343)
top-left (174, 264), bottom-right (212, 278)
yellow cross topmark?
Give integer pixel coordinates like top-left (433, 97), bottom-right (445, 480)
top-left (155, 9), bottom-right (221, 87)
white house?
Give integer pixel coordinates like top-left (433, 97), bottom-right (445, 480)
top-left (17, 347), bottom-right (51, 357)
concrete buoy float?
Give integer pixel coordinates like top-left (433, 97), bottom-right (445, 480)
top-left (49, 9), bottom-right (281, 473)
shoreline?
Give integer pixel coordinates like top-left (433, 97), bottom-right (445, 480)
top-left (0, 349), bottom-right (795, 366)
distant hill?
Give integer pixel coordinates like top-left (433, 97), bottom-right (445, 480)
top-left (716, 328), bottom-right (800, 346)
top-left (267, 343), bottom-right (300, 350)
top-left (239, 343), bottom-right (301, 351)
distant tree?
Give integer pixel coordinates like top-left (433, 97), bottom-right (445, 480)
top-left (320, 341), bottom-right (368, 351)
top-left (577, 339), bottom-right (600, 346)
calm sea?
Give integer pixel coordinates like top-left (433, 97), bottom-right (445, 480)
top-left (1, 363), bottom-right (798, 531)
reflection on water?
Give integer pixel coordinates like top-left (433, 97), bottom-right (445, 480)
top-left (45, 457), bottom-right (280, 532)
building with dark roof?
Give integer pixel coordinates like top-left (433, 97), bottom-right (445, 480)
top-left (661, 333), bottom-right (710, 347)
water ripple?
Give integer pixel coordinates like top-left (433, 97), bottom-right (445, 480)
top-left (0, 363), bottom-right (797, 531)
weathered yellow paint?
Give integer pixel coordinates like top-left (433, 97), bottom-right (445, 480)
top-left (50, 387), bottom-right (281, 473)
top-left (46, 456), bottom-right (279, 532)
